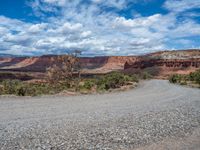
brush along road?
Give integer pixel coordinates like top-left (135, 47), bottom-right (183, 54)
top-left (0, 80), bottom-right (200, 149)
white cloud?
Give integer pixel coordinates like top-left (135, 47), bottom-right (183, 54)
top-left (41, 0), bottom-right (129, 10)
top-left (95, 0), bottom-right (128, 9)
top-left (0, 0), bottom-right (200, 56)
top-left (3, 34), bottom-right (30, 44)
top-left (43, 0), bottom-right (66, 5)
top-left (164, 0), bottom-right (200, 12)
top-left (28, 23), bottom-right (47, 33)
top-left (58, 23), bottom-right (83, 33)
top-left (114, 14), bottom-right (162, 28)
top-left (0, 27), bottom-right (8, 35)
top-left (81, 31), bottom-right (92, 38)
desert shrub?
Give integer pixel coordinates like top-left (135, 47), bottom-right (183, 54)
top-left (189, 70), bottom-right (200, 84)
top-left (140, 71), bottom-right (152, 80)
top-left (0, 80), bottom-right (30, 96)
top-left (31, 82), bottom-right (70, 96)
top-left (180, 81), bottom-right (187, 85)
top-left (0, 85), bottom-right (3, 95)
top-left (195, 73), bottom-right (200, 84)
top-left (169, 74), bottom-right (182, 83)
top-left (0, 71), bottom-right (140, 96)
top-left (124, 74), bottom-right (139, 83)
top-left (24, 83), bottom-right (48, 96)
top-left (22, 85), bottom-right (37, 96)
top-left (169, 70), bottom-right (200, 86)
top-left (17, 86), bottom-right (27, 96)
top-left (0, 79), bottom-right (72, 96)
top-left (97, 72), bottom-right (124, 90)
top-left (1, 80), bottom-right (22, 95)
top-left (189, 72), bottom-right (195, 81)
top-left (97, 83), bottom-right (107, 92)
top-left (77, 79), bottom-right (97, 94)
top-left (46, 51), bottom-right (81, 84)
top-left (96, 72), bottom-right (138, 91)
top-left (82, 79), bottom-right (96, 90)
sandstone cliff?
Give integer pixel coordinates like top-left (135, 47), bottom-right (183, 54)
top-left (124, 58), bottom-right (200, 69)
top-left (0, 50), bottom-right (199, 75)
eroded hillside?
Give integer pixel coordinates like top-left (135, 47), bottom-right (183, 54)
top-left (0, 50), bottom-right (199, 77)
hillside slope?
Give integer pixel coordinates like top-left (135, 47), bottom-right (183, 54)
top-left (0, 50), bottom-right (199, 76)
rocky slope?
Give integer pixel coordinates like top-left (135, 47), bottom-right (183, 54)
top-left (124, 50), bottom-right (200, 77)
top-left (0, 55), bottom-right (136, 73)
top-left (124, 58), bottom-right (200, 69)
top-left (0, 50), bottom-right (199, 75)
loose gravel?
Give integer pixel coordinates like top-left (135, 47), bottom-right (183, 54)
top-left (0, 80), bottom-right (200, 150)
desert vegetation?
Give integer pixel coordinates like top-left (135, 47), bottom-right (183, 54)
top-left (0, 51), bottom-right (151, 96)
top-left (169, 69), bottom-right (200, 87)
top-left (46, 52), bottom-right (81, 84)
top-left (0, 72), bottom-right (141, 96)
top-left (79, 72), bottom-right (139, 93)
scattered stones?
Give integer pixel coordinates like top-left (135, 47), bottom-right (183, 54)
top-left (0, 80), bottom-right (200, 149)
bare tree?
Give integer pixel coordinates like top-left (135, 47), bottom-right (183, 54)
top-left (46, 50), bottom-right (82, 84)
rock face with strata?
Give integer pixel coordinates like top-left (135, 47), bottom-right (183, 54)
top-left (124, 50), bottom-right (200, 70)
top-left (0, 55), bottom-right (136, 73)
top-left (0, 50), bottom-right (199, 75)
top-left (124, 58), bottom-right (200, 69)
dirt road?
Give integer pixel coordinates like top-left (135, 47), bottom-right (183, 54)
top-left (0, 80), bottom-right (200, 149)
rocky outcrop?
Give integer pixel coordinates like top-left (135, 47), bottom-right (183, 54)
top-left (0, 56), bottom-right (137, 72)
top-left (80, 56), bottom-right (137, 74)
top-left (0, 56), bottom-right (53, 72)
top-left (124, 50), bottom-right (200, 70)
top-left (124, 58), bottom-right (200, 69)
top-left (145, 50), bottom-right (200, 59)
top-left (0, 50), bottom-right (199, 74)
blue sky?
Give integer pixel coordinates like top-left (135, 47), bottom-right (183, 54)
top-left (0, 0), bottom-right (200, 56)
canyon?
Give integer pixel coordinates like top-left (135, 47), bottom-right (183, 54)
top-left (0, 50), bottom-right (200, 79)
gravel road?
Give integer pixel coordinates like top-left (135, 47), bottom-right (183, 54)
top-left (0, 80), bottom-right (200, 150)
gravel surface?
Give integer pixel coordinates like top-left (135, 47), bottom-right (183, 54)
top-left (0, 80), bottom-right (200, 150)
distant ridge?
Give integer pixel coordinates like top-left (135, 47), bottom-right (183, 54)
top-left (0, 49), bottom-right (199, 73)
top-left (0, 49), bottom-right (199, 58)
top-left (0, 53), bottom-right (26, 58)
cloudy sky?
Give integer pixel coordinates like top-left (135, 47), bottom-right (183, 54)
top-left (0, 0), bottom-right (200, 56)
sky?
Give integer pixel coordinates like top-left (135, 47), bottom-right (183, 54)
top-left (0, 0), bottom-right (200, 56)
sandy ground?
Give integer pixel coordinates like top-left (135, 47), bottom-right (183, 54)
top-left (0, 80), bottom-right (200, 150)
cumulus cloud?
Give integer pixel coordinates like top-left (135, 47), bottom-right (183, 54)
top-left (28, 23), bottom-right (47, 33)
top-left (0, 0), bottom-right (200, 56)
top-left (114, 14), bottom-right (162, 28)
top-left (164, 0), bottom-right (200, 12)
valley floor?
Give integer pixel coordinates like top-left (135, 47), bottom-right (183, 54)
top-left (0, 80), bottom-right (200, 149)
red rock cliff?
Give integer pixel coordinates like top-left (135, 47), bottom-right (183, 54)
top-left (0, 50), bottom-right (199, 73)
top-left (124, 58), bottom-right (200, 69)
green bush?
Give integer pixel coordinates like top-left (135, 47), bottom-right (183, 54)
top-left (169, 74), bottom-right (182, 83)
top-left (97, 72), bottom-right (123, 90)
top-left (82, 79), bottom-right (96, 90)
top-left (0, 85), bottom-right (3, 95)
top-left (169, 70), bottom-right (200, 86)
top-left (180, 81), bottom-right (187, 85)
top-left (17, 86), bottom-right (27, 96)
top-left (0, 80), bottom-right (71, 96)
top-left (0, 72), bottom-right (140, 96)
top-left (189, 70), bottom-right (200, 84)
top-left (124, 74), bottom-right (139, 83)
top-left (140, 71), bottom-right (152, 80)
top-left (97, 72), bottom-right (138, 91)
top-left (1, 80), bottom-right (22, 95)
